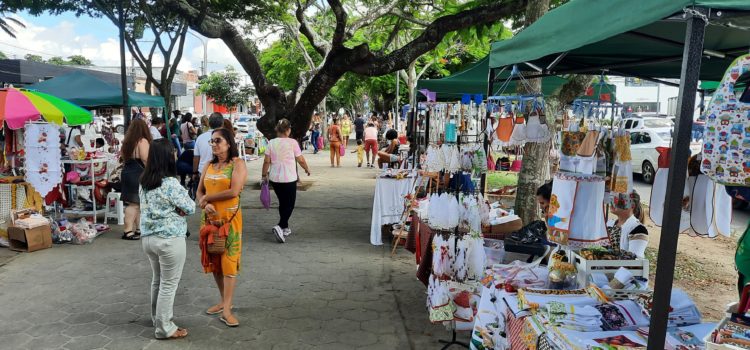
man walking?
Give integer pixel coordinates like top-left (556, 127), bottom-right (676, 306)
top-left (193, 112), bottom-right (225, 176)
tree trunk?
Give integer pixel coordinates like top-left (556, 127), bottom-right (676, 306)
top-left (513, 0), bottom-right (551, 224)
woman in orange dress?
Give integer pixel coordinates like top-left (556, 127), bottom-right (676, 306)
top-left (196, 128), bottom-right (247, 327)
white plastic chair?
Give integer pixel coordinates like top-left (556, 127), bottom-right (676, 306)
top-left (104, 191), bottom-right (124, 225)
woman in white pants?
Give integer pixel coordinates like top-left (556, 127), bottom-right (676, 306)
top-left (139, 139), bottom-right (196, 339)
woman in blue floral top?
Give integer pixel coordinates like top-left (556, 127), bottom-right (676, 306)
top-left (139, 139), bottom-right (195, 339)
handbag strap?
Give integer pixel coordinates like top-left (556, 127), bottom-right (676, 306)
top-left (204, 196), bottom-right (241, 228)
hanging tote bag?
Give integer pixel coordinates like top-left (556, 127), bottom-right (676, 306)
top-left (339, 143), bottom-right (346, 157)
top-left (610, 132), bottom-right (634, 195)
top-left (260, 180), bottom-right (271, 210)
top-left (558, 131), bottom-right (585, 173)
top-left (700, 54), bottom-right (750, 185)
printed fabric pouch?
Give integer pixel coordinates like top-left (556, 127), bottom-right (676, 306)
top-left (495, 116), bottom-right (514, 143)
top-left (559, 131), bottom-right (586, 173)
top-left (700, 54), bottom-right (750, 185)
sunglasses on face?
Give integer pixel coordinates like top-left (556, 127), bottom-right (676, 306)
top-left (209, 138), bottom-right (224, 145)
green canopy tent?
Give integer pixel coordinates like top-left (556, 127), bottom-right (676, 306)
top-left (486, 0), bottom-right (750, 348)
top-left (416, 56), bottom-right (617, 102)
top-left (416, 56), bottom-right (569, 99)
top-left (27, 71), bottom-right (165, 108)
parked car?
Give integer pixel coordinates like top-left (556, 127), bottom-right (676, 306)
top-left (235, 114), bottom-right (258, 133)
top-left (629, 128), bottom-right (702, 184)
top-left (618, 116), bottom-right (673, 130)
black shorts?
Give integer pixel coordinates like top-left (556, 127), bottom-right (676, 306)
top-left (355, 130), bottom-right (364, 140)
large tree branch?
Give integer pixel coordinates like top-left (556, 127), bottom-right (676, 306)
top-left (350, 0), bottom-right (527, 76)
top-left (327, 0), bottom-right (347, 48)
top-left (390, 8), bottom-right (431, 27)
top-left (295, 0), bottom-right (328, 57)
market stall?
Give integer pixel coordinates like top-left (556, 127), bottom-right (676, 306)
top-left (0, 87), bottom-right (113, 249)
top-left (481, 0), bottom-right (750, 348)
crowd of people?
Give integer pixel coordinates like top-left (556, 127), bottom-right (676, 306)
top-left (307, 111), bottom-right (403, 168)
top-left (110, 108), bottom-right (402, 339)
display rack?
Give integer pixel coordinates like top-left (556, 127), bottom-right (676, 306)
top-left (61, 158), bottom-right (106, 223)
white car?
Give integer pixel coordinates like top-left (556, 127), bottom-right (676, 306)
top-left (235, 115), bottom-right (258, 134)
top-left (629, 128), bottom-right (702, 184)
top-left (619, 116), bottom-right (673, 130)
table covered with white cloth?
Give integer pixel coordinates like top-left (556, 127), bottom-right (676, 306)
top-left (370, 176), bottom-right (419, 245)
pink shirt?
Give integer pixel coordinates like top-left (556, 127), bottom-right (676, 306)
top-left (266, 138), bottom-right (302, 183)
top-left (364, 127), bottom-right (378, 141)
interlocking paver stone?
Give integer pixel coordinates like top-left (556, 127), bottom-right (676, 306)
top-left (0, 150), bottom-right (465, 349)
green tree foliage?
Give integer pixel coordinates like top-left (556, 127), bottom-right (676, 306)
top-left (24, 54), bottom-right (43, 62)
top-left (0, 51), bottom-right (8, 59)
top-left (67, 54), bottom-right (92, 65)
top-left (47, 56), bottom-right (67, 65)
top-left (197, 66), bottom-right (255, 113)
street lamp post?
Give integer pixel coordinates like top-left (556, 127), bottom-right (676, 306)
top-left (188, 31), bottom-right (208, 114)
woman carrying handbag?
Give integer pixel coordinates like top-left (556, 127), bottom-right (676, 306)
top-left (196, 128), bottom-right (247, 327)
top-left (262, 119), bottom-right (311, 243)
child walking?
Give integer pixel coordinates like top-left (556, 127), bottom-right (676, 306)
top-left (352, 139), bottom-right (364, 167)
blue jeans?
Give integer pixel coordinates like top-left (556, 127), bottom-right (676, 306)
top-left (311, 131), bottom-right (320, 152)
top-left (171, 136), bottom-right (182, 154)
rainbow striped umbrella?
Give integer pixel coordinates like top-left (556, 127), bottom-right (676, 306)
top-left (0, 87), bottom-right (93, 129)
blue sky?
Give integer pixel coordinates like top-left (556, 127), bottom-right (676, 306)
top-left (0, 11), bottom-right (243, 73)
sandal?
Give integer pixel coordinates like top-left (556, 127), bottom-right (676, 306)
top-left (121, 231), bottom-right (140, 240)
top-left (220, 313), bottom-right (239, 327)
top-left (166, 328), bottom-right (188, 339)
top-left (206, 304), bottom-right (234, 315)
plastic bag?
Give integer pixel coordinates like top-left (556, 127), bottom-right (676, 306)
top-left (71, 218), bottom-right (98, 244)
top-left (260, 180), bottom-right (271, 210)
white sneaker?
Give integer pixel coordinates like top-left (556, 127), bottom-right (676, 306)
top-left (283, 228), bottom-right (292, 237)
top-left (272, 225), bottom-right (285, 243)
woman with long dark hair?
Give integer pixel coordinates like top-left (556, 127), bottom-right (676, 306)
top-left (180, 113), bottom-right (197, 149)
top-left (196, 128), bottom-right (247, 327)
top-left (262, 119), bottom-right (310, 243)
top-left (120, 118), bottom-right (152, 240)
top-left (139, 139), bottom-right (195, 339)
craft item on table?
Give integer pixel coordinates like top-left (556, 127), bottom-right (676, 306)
top-left (484, 261), bottom-right (548, 290)
top-left (427, 275), bottom-right (456, 323)
top-left (595, 300), bottom-right (650, 331)
top-left (545, 301), bottom-right (603, 331)
top-left (710, 320), bottom-right (750, 349)
top-left (547, 250), bottom-right (577, 290)
top-left (548, 172), bottom-right (608, 248)
top-left (23, 123), bottom-right (62, 197)
top-left (453, 290), bottom-right (475, 322)
top-left (700, 54), bottom-right (750, 185)
top-left (470, 288), bottom-right (507, 350)
top-left (634, 288), bottom-right (702, 327)
top-left (607, 267), bottom-right (634, 289)
top-left (517, 286), bottom-right (606, 311)
top-left (579, 247), bottom-right (637, 260)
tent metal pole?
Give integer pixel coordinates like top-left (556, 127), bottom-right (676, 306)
top-left (646, 9), bottom-right (706, 350)
top-left (117, 0), bottom-right (131, 131)
top-left (481, 67), bottom-right (496, 194)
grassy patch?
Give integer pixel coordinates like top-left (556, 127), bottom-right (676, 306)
top-left (485, 171), bottom-right (519, 190)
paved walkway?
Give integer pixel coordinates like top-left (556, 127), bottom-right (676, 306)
top-left (0, 145), bottom-right (460, 350)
